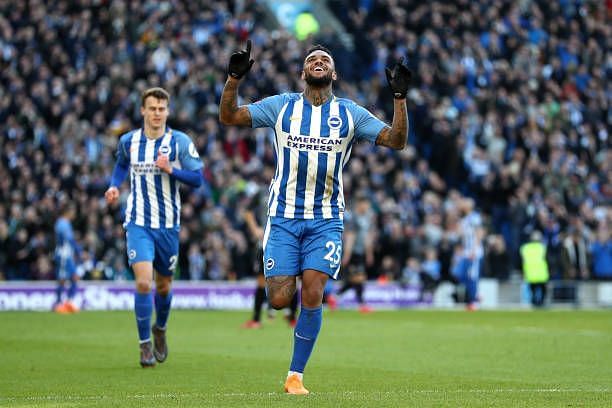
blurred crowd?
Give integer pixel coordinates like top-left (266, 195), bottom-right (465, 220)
top-left (0, 0), bottom-right (610, 283)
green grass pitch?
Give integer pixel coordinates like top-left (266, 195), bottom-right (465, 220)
top-left (1, 309), bottom-right (611, 407)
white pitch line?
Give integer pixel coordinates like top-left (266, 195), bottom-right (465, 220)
top-left (2, 388), bottom-right (611, 402)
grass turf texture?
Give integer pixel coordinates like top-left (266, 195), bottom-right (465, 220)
top-left (1, 310), bottom-right (611, 407)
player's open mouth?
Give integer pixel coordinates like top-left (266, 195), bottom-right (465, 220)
top-left (313, 67), bottom-right (325, 72)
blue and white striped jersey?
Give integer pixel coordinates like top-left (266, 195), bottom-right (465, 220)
top-left (115, 128), bottom-right (203, 229)
top-left (54, 217), bottom-right (77, 260)
top-left (248, 93), bottom-right (385, 219)
top-left (460, 212), bottom-right (483, 258)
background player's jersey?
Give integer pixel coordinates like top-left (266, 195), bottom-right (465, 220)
top-left (245, 187), bottom-right (268, 250)
top-left (247, 93), bottom-right (385, 219)
top-left (54, 217), bottom-right (78, 263)
top-left (116, 128), bottom-right (203, 229)
top-left (460, 211), bottom-right (483, 258)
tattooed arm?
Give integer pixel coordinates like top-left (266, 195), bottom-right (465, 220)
top-left (218, 76), bottom-right (252, 127)
top-left (376, 97), bottom-right (408, 150)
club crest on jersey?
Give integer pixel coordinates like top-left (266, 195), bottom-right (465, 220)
top-left (265, 258), bottom-right (275, 270)
top-left (327, 115), bottom-right (342, 129)
top-left (129, 250), bottom-right (136, 259)
top-left (159, 145), bottom-right (170, 155)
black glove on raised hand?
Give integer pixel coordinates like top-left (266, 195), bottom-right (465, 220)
top-left (385, 57), bottom-right (412, 99)
top-left (228, 40), bottom-right (255, 79)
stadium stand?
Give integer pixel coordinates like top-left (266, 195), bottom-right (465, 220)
top-left (0, 0), bottom-right (609, 298)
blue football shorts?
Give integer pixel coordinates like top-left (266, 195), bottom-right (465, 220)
top-left (125, 224), bottom-right (179, 276)
top-left (55, 256), bottom-right (76, 280)
top-left (262, 217), bottom-right (344, 279)
top-left (456, 256), bottom-right (482, 281)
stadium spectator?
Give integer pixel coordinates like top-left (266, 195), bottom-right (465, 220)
top-left (401, 257), bottom-right (421, 289)
top-left (187, 243), bottom-right (206, 281)
top-left (419, 247), bottom-right (441, 302)
top-left (483, 234), bottom-right (511, 281)
top-left (591, 226), bottom-right (612, 280)
top-left (561, 226), bottom-right (590, 280)
top-left (0, 220), bottom-right (9, 280)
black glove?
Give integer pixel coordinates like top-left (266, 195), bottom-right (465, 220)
top-left (228, 40), bottom-right (255, 79)
top-left (385, 57), bottom-right (412, 99)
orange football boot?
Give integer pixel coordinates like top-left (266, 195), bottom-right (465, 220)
top-left (284, 373), bottom-right (309, 395)
top-left (64, 301), bottom-right (80, 313)
top-left (358, 304), bottom-right (373, 314)
top-left (326, 294), bottom-right (338, 311)
top-left (53, 302), bottom-right (70, 314)
top-left (241, 320), bottom-right (262, 329)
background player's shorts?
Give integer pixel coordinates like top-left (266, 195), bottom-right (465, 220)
top-left (453, 256), bottom-right (482, 283)
top-left (125, 223), bottom-right (179, 276)
top-left (55, 256), bottom-right (76, 280)
top-left (262, 217), bottom-right (344, 279)
top-left (345, 253), bottom-right (367, 277)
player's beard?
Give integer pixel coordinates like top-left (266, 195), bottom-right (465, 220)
top-left (304, 71), bottom-right (334, 87)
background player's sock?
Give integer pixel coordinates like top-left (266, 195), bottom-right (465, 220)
top-left (154, 291), bottom-right (172, 329)
top-left (288, 292), bottom-right (298, 321)
top-left (323, 280), bottom-right (335, 298)
top-left (135, 292), bottom-right (153, 342)
top-left (55, 284), bottom-right (64, 305)
top-left (253, 287), bottom-right (266, 322)
top-left (67, 279), bottom-right (78, 300)
top-left (355, 283), bottom-right (364, 304)
top-left (289, 305), bottom-right (322, 373)
top-left (337, 282), bottom-right (351, 295)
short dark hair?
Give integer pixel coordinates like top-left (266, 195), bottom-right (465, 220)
top-left (59, 202), bottom-right (76, 217)
top-left (304, 44), bottom-right (333, 60)
top-left (141, 87), bottom-right (170, 107)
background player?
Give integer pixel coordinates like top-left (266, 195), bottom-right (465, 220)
top-left (104, 87), bottom-right (203, 367)
top-left (219, 41), bottom-right (411, 394)
top-left (338, 192), bottom-right (375, 313)
top-left (453, 198), bottom-right (485, 311)
top-left (53, 204), bottom-right (81, 313)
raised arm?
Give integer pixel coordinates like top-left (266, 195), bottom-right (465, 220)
top-left (219, 40), bottom-right (254, 127)
top-left (219, 76), bottom-right (252, 126)
top-left (376, 58), bottom-right (412, 150)
top-left (375, 98), bottom-right (408, 150)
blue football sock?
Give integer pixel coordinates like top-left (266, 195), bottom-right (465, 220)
top-left (289, 305), bottom-right (322, 373)
top-left (67, 279), bottom-right (78, 300)
top-left (55, 284), bottom-right (64, 304)
top-left (323, 280), bottom-right (335, 297)
top-left (134, 292), bottom-right (153, 342)
top-left (154, 291), bottom-right (173, 329)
